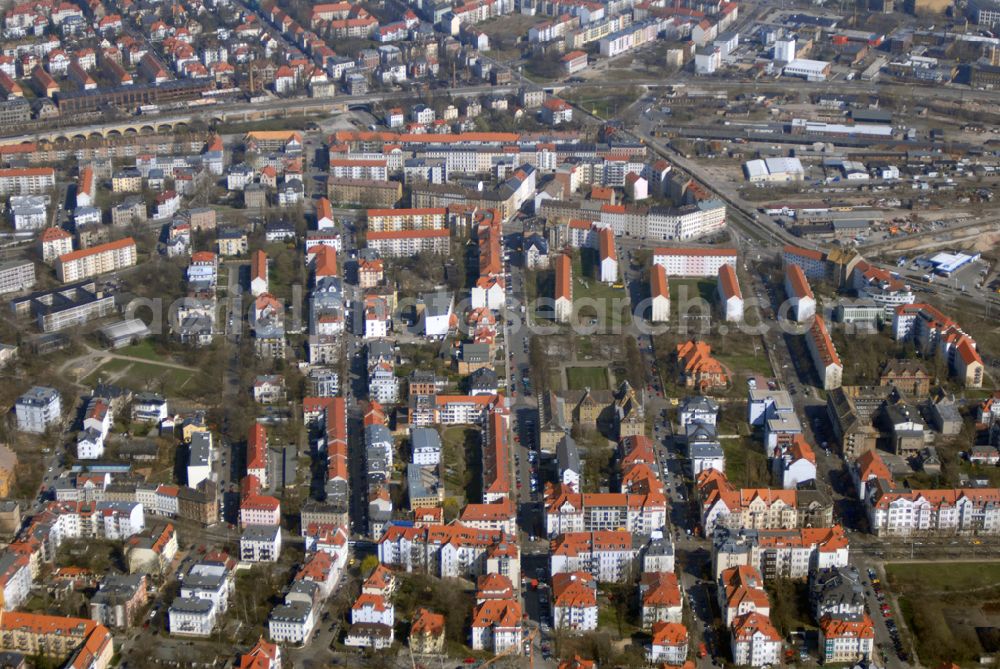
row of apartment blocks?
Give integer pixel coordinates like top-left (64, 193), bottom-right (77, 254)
top-left (853, 449), bottom-right (1000, 536)
top-left (892, 302), bottom-right (984, 388)
top-left (544, 435), bottom-right (668, 536)
top-left (697, 469), bottom-right (834, 535)
top-left (544, 199), bottom-right (727, 243)
top-left (53, 475), bottom-right (218, 526)
top-left (782, 245), bottom-right (918, 327)
top-left (707, 482), bottom-right (867, 667)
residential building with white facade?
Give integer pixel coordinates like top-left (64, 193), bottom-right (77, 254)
top-left (653, 248), bottom-right (737, 277)
top-left (717, 264), bottom-right (743, 322)
top-left (15, 386), bottom-right (61, 433)
top-left (784, 264), bottom-right (816, 323)
top-left (55, 238), bottom-right (137, 283)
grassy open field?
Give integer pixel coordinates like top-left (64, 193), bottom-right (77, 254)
top-left (669, 278), bottom-right (717, 306)
top-left (117, 340), bottom-right (164, 361)
top-left (83, 358), bottom-right (196, 396)
top-left (562, 85), bottom-right (644, 120)
top-left (720, 437), bottom-right (769, 488)
top-left (886, 562), bottom-right (1000, 665)
top-left (573, 251), bottom-right (630, 327)
top-left (441, 426), bottom-right (479, 505)
top-left (566, 366), bottom-right (610, 391)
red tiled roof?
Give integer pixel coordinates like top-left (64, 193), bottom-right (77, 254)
top-left (718, 263), bottom-right (741, 300)
top-left (58, 237), bottom-right (135, 263)
top-left (555, 253), bottom-right (572, 301)
top-left (651, 263), bottom-right (669, 299)
top-left (786, 264), bottom-right (814, 300)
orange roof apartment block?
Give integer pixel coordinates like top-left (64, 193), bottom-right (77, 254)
top-left (56, 237), bottom-right (136, 283)
top-left (410, 608), bottom-right (446, 654)
top-left (250, 249), bottom-right (268, 296)
top-left (806, 315), bottom-right (843, 390)
top-left (554, 252), bottom-right (573, 323)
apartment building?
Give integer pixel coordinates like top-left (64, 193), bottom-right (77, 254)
top-left (0, 260), bottom-right (35, 294)
top-left (653, 247), bottom-right (737, 277)
top-left (697, 469), bottom-right (834, 534)
top-left (378, 524), bottom-right (520, 583)
top-left (806, 316), bottom-right (843, 390)
top-left (239, 477), bottom-right (280, 528)
top-left (719, 565), bottom-right (769, 626)
top-left (15, 386), bottom-right (61, 433)
top-left (544, 486), bottom-right (667, 536)
top-left (169, 552), bottom-right (235, 637)
top-left (781, 245), bottom-right (829, 280)
top-left (410, 608), bottom-right (446, 654)
top-left (639, 571), bottom-right (682, 627)
top-left (554, 252), bottom-right (573, 323)
top-left (89, 574), bottom-right (147, 629)
top-left (712, 526), bottom-right (851, 581)
top-left (329, 159), bottom-right (388, 181)
top-left (676, 340), bottom-right (728, 390)
top-left (55, 237), bottom-right (137, 283)
top-left (247, 423), bottom-right (268, 487)
top-left (648, 622), bottom-right (689, 665)
top-left (555, 200), bottom-right (727, 242)
top-left (482, 411), bottom-right (511, 503)
top-left (459, 500), bottom-right (517, 535)
top-left (893, 303), bottom-right (983, 388)
top-left (866, 478), bottom-right (1000, 537)
top-left (366, 229), bottom-right (450, 257)
top-left (240, 524), bottom-right (282, 562)
top-left (470, 597), bottom-right (522, 654)
top-left (366, 207), bottom-right (447, 231)
top-left (717, 263), bottom-right (743, 322)
top-left (810, 566), bottom-right (866, 622)
top-left (650, 263), bottom-right (670, 322)
top-left (0, 612), bottom-right (113, 669)
top-left (552, 571), bottom-right (598, 631)
top-left (40, 227), bottom-right (73, 264)
top-left (850, 261), bottom-right (915, 317)
top-left (0, 552), bottom-right (31, 611)
top-left (549, 530), bottom-right (637, 582)
top-left (268, 601), bottom-right (315, 645)
top-left (730, 612), bottom-right (782, 667)
top-left (784, 264), bottom-right (816, 322)
top-left (250, 249), bottom-right (268, 297)
top-left (77, 166), bottom-right (96, 208)
top-left (0, 167), bottom-right (55, 195)
top-left (818, 616), bottom-right (875, 663)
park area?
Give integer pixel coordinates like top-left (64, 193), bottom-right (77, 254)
top-left (566, 367), bottom-right (611, 391)
top-left (887, 561), bottom-right (1000, 665)
top-left (573, 250), bottom-right (630, 328)
top-left (82, 357), bottom-right (198, 396)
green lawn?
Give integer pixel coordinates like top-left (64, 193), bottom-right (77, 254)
top-left (566, 366), bottom-right (610, 391)
top-left (117, 340), bottom-right (162, 361)
top-left (82, 359), bottom-right (195, 396)
top-left (670, 278), bottom-right (717, 307)
top-left (548, 369), bottom-right (564, 392)
top-left (440, 426), bottom-right (474, 504)
top-left (572, 253), bottom-right (630, 327)
top-left (886, 562), bottom-right (1000, 593)
top-left (886, 562), bottom-right (1000, 665)
top-left (721, 437), bottom-right (770, 488)
top-left (716, 352), bottom-right (774, 377)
